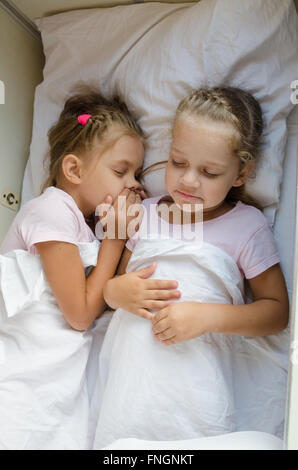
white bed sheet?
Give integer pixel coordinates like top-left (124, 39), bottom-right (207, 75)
top-left (16, 1), bottom-right (298, 449)
top-left (102, 431), bottom-right (283, 450)
top-left (274, 105), bottom-right (298, 308)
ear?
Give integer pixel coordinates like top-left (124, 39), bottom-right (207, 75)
top-left (232, 161), bottom-right (255, 188)
top-left (61, 154), bottom-right (83, 185)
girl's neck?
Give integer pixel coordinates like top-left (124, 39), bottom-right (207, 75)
top-left (202, 200), bottom-right (235, 222)
top-left (157, 197), bottom-right (235, 225)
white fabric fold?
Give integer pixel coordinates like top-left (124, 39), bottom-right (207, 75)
top-left (0, 241), bottom-right (100, 450)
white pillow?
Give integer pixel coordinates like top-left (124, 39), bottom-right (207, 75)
top-left (22, 0), bottom-right (298, 226)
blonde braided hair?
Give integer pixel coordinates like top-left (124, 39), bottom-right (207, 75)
top-left (143, 87), bottom-right (264, 211)
top-left (174, 87), bottom-right (264, 209)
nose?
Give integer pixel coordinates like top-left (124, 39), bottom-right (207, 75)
top-left (126, 174), bottom-right (143, 191)
top-left (180, 169), bottom-right (200, 190)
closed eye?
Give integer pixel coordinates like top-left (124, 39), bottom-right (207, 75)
top-left (114, 170), bottom-right (126, 176)
top-left (172, 158), bottom-right (220, 177)
top-left (203, 170), bottom-right (219, 177)
top-left (171, 159), bottom-right (185, 166)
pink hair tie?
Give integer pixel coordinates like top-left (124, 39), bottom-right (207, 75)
top-left (78, 114), bottom-right (92, 125)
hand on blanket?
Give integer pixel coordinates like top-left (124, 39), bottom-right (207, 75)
top-left (103, 262), bottom-right (181, 320)
top-left (151, 301), bottom-right (209, 345)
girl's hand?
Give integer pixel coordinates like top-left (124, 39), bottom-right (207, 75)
top-left (151, 301), bottom-right (210, 345)
top-left (98, 188), bottom-right (143, 240)
top-left (103, 262), bottom-right (181, 320)
top-left (134, 187), bottom-right (148, 200)
top-left (86, 187), bottom-right (146, 235)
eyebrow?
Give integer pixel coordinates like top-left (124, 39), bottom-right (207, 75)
top-left (172, 147), bottom-right (184, 155)
top-left (204, 161), bottom-right (227, 169)
top-left (113, 159), bottom-right (143, 171)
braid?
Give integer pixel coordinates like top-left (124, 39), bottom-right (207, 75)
top-left (41, 85), bottom-right (144, 194)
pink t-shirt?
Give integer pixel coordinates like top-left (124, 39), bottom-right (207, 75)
top-left (0, 186), bottom-right (96, 256)
top-left (126, 195), bottom-right (280, 280)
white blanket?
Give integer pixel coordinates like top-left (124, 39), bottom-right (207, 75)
top-left (0, 238), bottom-right (289, 449)
top-left (92, 238), bottom-right (289, 449)
top-left (0, 241), bottom-right (101, 450)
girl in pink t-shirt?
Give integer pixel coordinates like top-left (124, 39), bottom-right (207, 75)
top-left (0, 87), bottom-right (178, 331)
top-left (92, 87), bottom-right (289, 447)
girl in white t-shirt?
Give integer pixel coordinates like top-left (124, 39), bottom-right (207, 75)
top-left (0, 86), bottom-right (178, 449)
top-left (92, 87), bottom-right (290, 448)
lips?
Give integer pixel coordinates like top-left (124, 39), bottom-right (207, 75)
top-left (176, 190), bottom-right (201, 200)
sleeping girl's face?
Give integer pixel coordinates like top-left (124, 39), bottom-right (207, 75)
top-left (74, 132), bottom-right (144, 217)
top-left (165, 115), bottom-right (248, 216)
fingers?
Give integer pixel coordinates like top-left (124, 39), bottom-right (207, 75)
top-left (136, 262), bottom-right (157, 279)
top-left (154, 328), bottom-right (176, 342)
top-left (159, 337), bottom-right (177, 346)
top-left (151, 309), bottom-right (168, 326)
top-left (126, 190), bottom-right (138, 204)
top-left (105, 195), bottom-right (113, 205)
top-left (117, 188), bottom-right (132, 209)
top-left (152, 317), bottom-right (176, 344)
top-left (112, 188), bottom-right (130, 206)
top-left (118, 190), bottom-right (142, 218)
top-left (139, 190), bottom-right (148, 199)
top-left (144, 300), bottom-right (175, 311)
top-left (115, 188), bottom-right (135, 211)
top-left (152, 317), bottom-right (169, 334)
top-left (145, 289), bottom-right (180, 301)
top-left (119, 187), bottom-right (131, 196)
top-left (149, 310), bottom-right (177, 346)
top-left (133, 186), bottom-right (148, 200)
top-left (127, 193), bottom-right (142, 214)
top-left (146, 279), bottom-right (179, 290)
top-left (117, 188), bottom-right (143, 203)
top-left (137, 308), bottom-right (155, 321)
top-left (121, 188), bottom-right (140, 203)
top-left (135, 192), bottom-right (142, 202)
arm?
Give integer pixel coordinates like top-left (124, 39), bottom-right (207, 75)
top-left (152, 263), bottom-right (289, 345)
top-left (103, 246), bottom-right (181, 319)
top-left (208, 263), bottom-right (289, 336)
top-left (116, 246), bottom-right (132, 275)
top-left (36, 238), bottom-right (125, 331)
